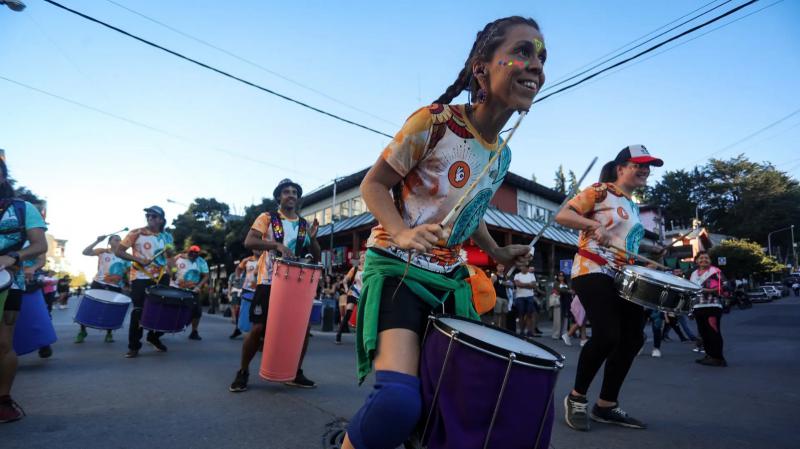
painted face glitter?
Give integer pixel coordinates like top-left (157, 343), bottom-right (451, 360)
top-left (533, 38), bottom-right (544, 56)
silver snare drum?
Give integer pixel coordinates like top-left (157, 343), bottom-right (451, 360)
top-left (614, 265), bottom-right (701, 314)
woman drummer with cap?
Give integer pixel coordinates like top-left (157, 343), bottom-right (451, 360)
top-left (556, 144), bottom-right (665, 431)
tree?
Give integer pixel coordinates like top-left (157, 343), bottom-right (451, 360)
top-left (171, 197), bottom-right (232, 265)
top-left (701, 155), bottom-right (800, 244)
top-left (567, 170), bottom-right (579, 197)
top-left (645, 169), bottom-right (703, 230)
top-left (553, 165), bottom-right (566, 194)
top-left (224, 197), bottom-right (278, 263)
top-left (709, 238), bottom-right (784, 280)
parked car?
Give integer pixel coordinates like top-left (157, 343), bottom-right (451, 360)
top-left (746, 289), bottom-right (771, 303)
top-left (761, 285), bottom-right (782, 299)
top-left (764, 282), bottom-right (790, 297)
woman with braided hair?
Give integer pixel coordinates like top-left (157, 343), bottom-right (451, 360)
top-left (341, 16), bottom-right (546, 449)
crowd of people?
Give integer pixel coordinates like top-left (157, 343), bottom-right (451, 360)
top-left (0, 14), bottom-right (761, 449)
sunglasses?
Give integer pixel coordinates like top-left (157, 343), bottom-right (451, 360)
top-left (145, 214), bottom-right (160, 219)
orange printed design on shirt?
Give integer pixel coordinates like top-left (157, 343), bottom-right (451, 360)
top-left (448, 161), bottom-right (470, 188)
top-left (617, 207), bottom-right (629, 220)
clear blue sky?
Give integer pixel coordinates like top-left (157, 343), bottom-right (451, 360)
top-left (1, 0), bottom-right (798, 276)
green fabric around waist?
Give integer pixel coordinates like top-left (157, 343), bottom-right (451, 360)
top-left (355, 249), bottom-right (479, 384)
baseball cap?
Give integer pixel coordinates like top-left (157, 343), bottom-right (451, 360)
top-left (614, 144), bottom-right (663, 167)
top-left (189, 245), bottom-right (201, 253)
top-left (143, 205), bottom-right (166, 217)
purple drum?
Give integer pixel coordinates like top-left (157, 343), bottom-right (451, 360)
top-left (420, 315), bottom-right (564, 449)
top-left (140, 286), bottom-right (195, 333)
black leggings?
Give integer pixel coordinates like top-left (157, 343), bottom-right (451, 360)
top-left (572, 273), bottom-right (645, 403)
top-left (693, 307), bottom-right (724, 360)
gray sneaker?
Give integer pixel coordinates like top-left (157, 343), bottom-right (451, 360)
top-left (564, 394), bottom-right (590, 431)
top-left (590, 404), bottom-right (647, 429)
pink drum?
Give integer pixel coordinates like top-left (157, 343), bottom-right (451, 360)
top-left (260, 258), bottom-right (322, 382)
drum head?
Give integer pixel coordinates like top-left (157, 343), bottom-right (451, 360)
top-left (0, 269), bottom-right (12, 290)
top-left (275, 257), bottom-right (322, 270)
top-left (624, 265), bottom-right (701, 291)
top-left (85, 289), bottom-right (131, 304)
top-left (146, 286), bottom-right (195, 300)
top-left (432, 316), bottom-right (564, 369)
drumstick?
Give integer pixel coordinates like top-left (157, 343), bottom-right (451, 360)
top-left (607, 243), bottom-right (670, 271)
top-left (104, 227), bottom-right (129, 236)
top-left (439, 111), bottom-right (527, 228)
top-left (507, 156), bottom-right (598, 278)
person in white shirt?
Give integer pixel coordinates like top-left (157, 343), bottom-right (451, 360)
top-left (514, 265), bottom-right (540, 337)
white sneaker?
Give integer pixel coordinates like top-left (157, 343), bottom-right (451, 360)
top-left (561, 334), bottom-right (572, 346)
top-left (580, 339), bottom-right (588, 347)
top-left (651, 348), bottom-right (662, 358)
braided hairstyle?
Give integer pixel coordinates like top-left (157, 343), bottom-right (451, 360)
top-left (0, 158), bottom-right (15, 199)
top-left (433, 16), bottom-right (541, 105)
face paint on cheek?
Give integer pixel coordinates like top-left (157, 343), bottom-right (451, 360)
top-left (497, 58), bottom-right (529, 68)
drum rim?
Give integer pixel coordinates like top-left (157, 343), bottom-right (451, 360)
top-left (0, 268), bottom-right (12, 290)
top-left (429, 314), bottom-right (564, 370)
top-left (83, 289), bottom-right (132, 304)
top-left (619, 265), bottom-right (701, 292)
top-left (145, 285), bottom-right (195, 299)
top-left (624, 295), bottom-right (691, 314)
top-left (274, 257), bottom-right (323, 270)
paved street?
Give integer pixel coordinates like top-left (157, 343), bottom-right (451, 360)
top-left (5, 294), bottom-right (798, 449)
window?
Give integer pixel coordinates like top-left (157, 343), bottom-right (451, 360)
top-left (518, 200), bottom-right (532, 218)
top-left (304, 214), bottom-right (314, 223)
top-left (337, 200), bottom-right (350, 218)
top-left (314, 210), bottom-right (323, 225)
top-left (352, 197), bottom-right (364, 215)
top-left (324, 207), bottom-right (332, 225)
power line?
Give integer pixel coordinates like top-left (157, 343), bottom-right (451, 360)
top-left (534, 0), bottom-right (760, 105)
top-left (42, 0), bottom-right (394, 139)
top-left (684, 106), bottom-right (800, 168)
top-left (0, 74), bottom-right (323, 179)
top-left (102, 0), bottom-right (399, 128)
top-left (535, 0), bottom-right (785, 104)
top-left (541, 0), bottom-right (732, 93)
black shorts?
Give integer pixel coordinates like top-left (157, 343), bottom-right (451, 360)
top-left (346, 295), bottom-right (358, 305)
top-left (191, 292), bottom-right (202, 319)
top-left (3, 289), bottom-right (23, 312)
top-left (377, 276), bottom-right (455, 337)
top-left (249, 284), bottom-right (272, 326)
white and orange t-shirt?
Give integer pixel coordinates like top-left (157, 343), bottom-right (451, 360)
top-left (569, 182), bottom-right (644, 278)
top-left (121, 227), bottom-right (174, 281)
top-left (251, 211), bottom-right (311, 285)
top-left (366, 104), bottom-right (511, 273)
top-left (93, 249), bottom-right (131, 288)
top-left (238, 255), bottom-right (259, 291)
top-left (171, 254), bottom-right (209, 290)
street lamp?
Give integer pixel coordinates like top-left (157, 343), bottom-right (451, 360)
top-left (1, 1), bottom-right (26, 12)
top-left (767, 226), bottom-right (794, 258)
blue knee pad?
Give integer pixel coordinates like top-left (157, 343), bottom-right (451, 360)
top-left (347, 370), bottom-right (422, 449)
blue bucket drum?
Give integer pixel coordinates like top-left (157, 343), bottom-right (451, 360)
top-left (14, 288), bottom-right (58, 356)
top-left (74, 289), bottom-right (132, 330)
top-left (238, 290), bottom-right (254, 333)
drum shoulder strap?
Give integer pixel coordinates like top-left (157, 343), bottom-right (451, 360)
top-left (269, 213), bottom-right (308, 254)
top-left (0, 199), bottom-right (28, 253)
